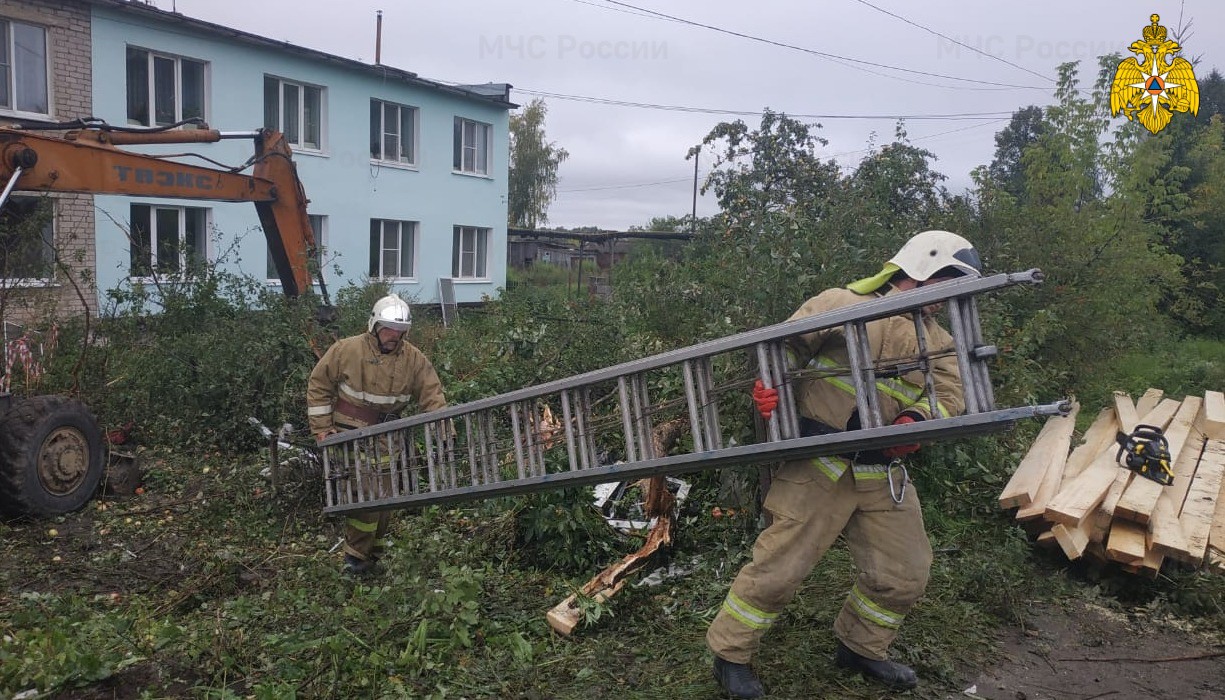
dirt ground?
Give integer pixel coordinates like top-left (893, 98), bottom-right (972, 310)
top-left (964, 600), bottom-right (1225, 700)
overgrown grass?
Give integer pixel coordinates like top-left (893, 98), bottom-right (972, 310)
top-left (4, 257), bottom-right (1225, 698)
top-left (4, 438), bottom-right (1223, 698)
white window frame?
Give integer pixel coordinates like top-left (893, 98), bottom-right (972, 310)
top-left (265, 75), bottom-right (325, 152)
top-left (127, 203), bottom-right (210, 280)
top-left (126, 46), bottom-right (208, 127)
top-left (267, 214), bottom-right (326, 283)
top-left (370, 219), bottom-right (418, 281)
top-left (453, 117), bottom-right (491, 175)
top-left (370, 98), bottom-right (418, 166)
top-left (0, 195), bottom-right (55, 287)
top-left (0, 19), bottom-right (50, 118)
top-left (451, 225), bottom-right (490, 280)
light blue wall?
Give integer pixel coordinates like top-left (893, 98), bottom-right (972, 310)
top-left (89, 6), bottom-right (509, 310)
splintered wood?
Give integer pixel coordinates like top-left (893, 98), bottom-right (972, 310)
top-left (999, 389), bottom-right (1225, 576)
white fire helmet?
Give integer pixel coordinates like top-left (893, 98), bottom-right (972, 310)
top-left (888, 230), bottom-right (982, 282)
top-left (368, 294), bottom-right (412, 334)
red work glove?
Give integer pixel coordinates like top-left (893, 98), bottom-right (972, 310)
top-left (882, 413), bottom-right (921, 459)
top-left (752, 379), bottom-right (779, 420)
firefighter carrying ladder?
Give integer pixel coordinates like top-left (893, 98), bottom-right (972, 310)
top-left (319, 268), bottom-right (1068, 515)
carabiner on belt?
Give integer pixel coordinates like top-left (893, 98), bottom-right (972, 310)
top-left (887, 458), bottom-right (909, 504)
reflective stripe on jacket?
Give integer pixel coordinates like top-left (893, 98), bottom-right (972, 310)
top-left (306, 333), bottom-right (447, 433)
top-left (783, 285), bottom-right (964, 432)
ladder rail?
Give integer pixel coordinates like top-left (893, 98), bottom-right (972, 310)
top-left (319, 268), bottom-right (1051, 514)
top-left (324, 403), bottom-right (1066, 514)
top-left (320, 269), bottom-right (1042, 446)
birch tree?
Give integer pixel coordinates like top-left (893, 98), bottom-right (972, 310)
top-left (508, 99), bottom-right (569, 229)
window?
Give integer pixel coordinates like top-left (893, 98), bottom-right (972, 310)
top-left (267, 214), bottom-right (325, 281)
top-left (453, 117), bottom-right (491, 175)
top-left (0, 20), bottom-right (48, 116)
top-left (370, 99), bottom-right (417, 164)
top-left (126, 47), bottom-right (206, 126)
top-left (128, 204), bottom-right (208, 277)
top-left (452, 226), bottom-right (489, 279)
top-left (369, 219), bottom-right (417, 280)
top-left (265, 76), bottom-right (323, 150)
top-left (0, 196), bottom-right (54, 283)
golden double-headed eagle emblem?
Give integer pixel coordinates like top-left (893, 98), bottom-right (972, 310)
top-left (1110, 14), bottom-right (1198, 134)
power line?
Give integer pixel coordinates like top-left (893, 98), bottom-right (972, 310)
top-left (831, 118), bottom-right (1010, 159)
top-left (847, 0), bottom-right (1056, 84)
top-left (555, 118), bottom-right (1011, 195)
top-left (518, 88), bottom-right (1016, 120)
top-left (559, 177), bottom-right (693, 193)
top-left (594, 0), bottom-right (1049, 91)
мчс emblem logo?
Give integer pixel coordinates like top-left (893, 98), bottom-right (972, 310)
top-left (1109, 14), bottom-right (1199, 134)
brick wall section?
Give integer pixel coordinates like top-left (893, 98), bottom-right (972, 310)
top-left (0, 0), bottom-right (96, 326)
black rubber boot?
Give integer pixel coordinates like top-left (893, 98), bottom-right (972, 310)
top-left (712, 656), bottom-right (765, 699)
top-left (834, 640), bottom-right (918, 689)
top-left (343, 554), bottom-right (378, 577)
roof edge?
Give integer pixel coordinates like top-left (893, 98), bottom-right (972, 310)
top-left (86, 0), bottom-right (516, 109)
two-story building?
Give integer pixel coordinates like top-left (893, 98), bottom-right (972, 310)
top-left (1, 0), bottom-right (512, 328)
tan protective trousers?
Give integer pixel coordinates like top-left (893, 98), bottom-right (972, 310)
top-left (343, 510), bottom-right (389, 562)
top-left (706, 457), bottom-right (933, 663)
top-left (338, 419), bottom-right (393, 562)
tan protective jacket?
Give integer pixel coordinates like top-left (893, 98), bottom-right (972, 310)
top-left (783, 285), bottom-right (964, 431)
top-left (307, 333), bottom-right (447, 434)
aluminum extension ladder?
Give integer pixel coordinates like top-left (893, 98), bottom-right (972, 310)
top-left (319, 268), bottom-right (1068, 515)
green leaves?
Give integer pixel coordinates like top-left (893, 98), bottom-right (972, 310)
top-left (508, 99), bottom-right (570, 229)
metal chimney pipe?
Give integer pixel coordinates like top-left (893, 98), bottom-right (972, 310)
top-left (375, 11), bottom-right (383, 65)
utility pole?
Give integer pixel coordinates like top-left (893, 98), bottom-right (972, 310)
top-left (691, 149), bottom-right (699, 235)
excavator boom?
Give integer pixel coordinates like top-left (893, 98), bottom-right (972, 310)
top-left (0, 124), bottom-right (320, 298)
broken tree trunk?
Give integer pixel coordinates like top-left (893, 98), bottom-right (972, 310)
top-left (546, 419), bottom-right (687, 635)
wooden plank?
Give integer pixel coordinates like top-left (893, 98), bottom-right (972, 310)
top-left (1013, 402), bottom-right (1081, 518)
top-left (1035, 530), bottom-right (1058, 548)
top-left (1114, 391), bottom-right (1140, 434)
top-left (1115, 398), bottom-right (1198, 524)
top-left (1210, 442), bottom-right (1225, 563)
top-left (1136, 545), bottom-right (1164, 577)
top-left (1094, 474), bottom-right (1136, 544)
top-left (1000, 403), bottom-right (1081, 510)
top-left (1051, 397), bottom-right (1164, 532)
top-left (1105, 520), bottom-right (1147, 564)
top-left (1135, 387), bottom-right (1165, 417)
top-left (1044, 454), bottom-right (1120, 527)
top-left (1175, 439), bottom-right (1225, 566)
top-left (1060, 407), bottom-right (1117, 487)
top-left (1203, 390), bottom-right (1225, 440)
top-left (1149, 397), bottom-right (1205, 557)
top-left (1051, 521), bottom-right (1090, 560)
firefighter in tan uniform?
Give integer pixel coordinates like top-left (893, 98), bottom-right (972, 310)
top-left (707, 231), bottom-right (982, 698)
top-left (307, 294), bottom-right (447, 575)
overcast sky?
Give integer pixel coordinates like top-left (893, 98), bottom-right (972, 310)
top-left (163, 0), bottom-right (1225, 230)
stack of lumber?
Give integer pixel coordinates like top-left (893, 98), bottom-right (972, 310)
top-left (998, 389), bottom-right (1225, 577)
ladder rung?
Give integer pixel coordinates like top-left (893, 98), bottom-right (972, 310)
top-left (319, 270), bottom-right (1050, 514)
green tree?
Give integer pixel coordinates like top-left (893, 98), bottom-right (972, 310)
top-left (844, 122), bottom-right (951, 242)
top-left (507, 99), bottom-right (569, 229)
top-left (972, 60), bottom-right (1185, 400)
top-left (986, 105), bottom-right (1050, 201)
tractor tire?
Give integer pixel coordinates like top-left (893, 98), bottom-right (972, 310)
top-left (0, 395), bottom-right (105, 518)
